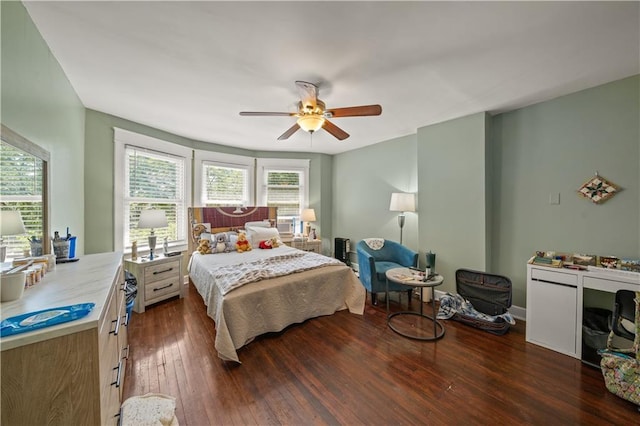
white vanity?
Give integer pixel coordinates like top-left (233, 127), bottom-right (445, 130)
top-left (526, 264), bottom-right (640, 361)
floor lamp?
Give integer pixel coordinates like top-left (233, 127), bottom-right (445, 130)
top-left (389, 193), bottom-right (415, 245)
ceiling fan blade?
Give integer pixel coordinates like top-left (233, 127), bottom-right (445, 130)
top-left (277, 123), bottom-right (301, 140)
top-left (240, 111), bottom-right (296, 116)
top-left (326, 104), bottom-right (382, 118)
top-left (322, 119), bottom-right (349, 140)
top-left (295, 81), bottom-right (318, 110)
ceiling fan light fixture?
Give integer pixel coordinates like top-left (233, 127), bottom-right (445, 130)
top-left (297, 115), bottom-right (325, 133)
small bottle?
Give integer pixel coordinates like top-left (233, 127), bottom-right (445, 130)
top-left (131, 241), bottom-right (138, 261)
top-left (163, 237), bottom-right (169, 255)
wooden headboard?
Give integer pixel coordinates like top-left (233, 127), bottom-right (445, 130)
top-left (188, 206), bottom-right (277, 252)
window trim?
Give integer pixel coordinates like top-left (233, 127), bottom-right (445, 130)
top-left (193, 150), bottom-right (255, 207)
top-left (256, 158), bottom-right (310, 218)
top-left (113, 128), bottom-right (192, 251)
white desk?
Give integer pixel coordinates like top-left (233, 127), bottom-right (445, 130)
top-left (526, 264), bottom-right (639, 360)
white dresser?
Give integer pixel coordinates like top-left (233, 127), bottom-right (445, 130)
top-left (526, 264), bottom-right (640, 360)
top-left (1, 252), bottom-right (127, 426)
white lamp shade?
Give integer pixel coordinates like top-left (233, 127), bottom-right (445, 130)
top-left (297, 115), bottom-right (325, 132)
top-left (300, 208), bottom-right (316, 222)
top-left (0, 210), bottom-right (27, 236)
top-left (389, 193), bottom-right (416, 212)
top-left (137, 209), bottom-right (168, 229)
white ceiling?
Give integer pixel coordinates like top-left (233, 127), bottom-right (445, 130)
top-left (23, 1), bottom-right (639, 155)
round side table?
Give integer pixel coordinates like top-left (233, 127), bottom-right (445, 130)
top-left (385, 267), bottom-right (445, 341)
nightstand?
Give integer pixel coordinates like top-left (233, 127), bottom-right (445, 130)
top-left (124, 254), bottom-right (183, 313)
top-left (288, 239), bottom-right (322, 253)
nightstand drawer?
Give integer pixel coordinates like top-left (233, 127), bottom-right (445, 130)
top-left (144, 260), bottom-right (180, 283)
top-left (145, 276), bottom-right (180, 302)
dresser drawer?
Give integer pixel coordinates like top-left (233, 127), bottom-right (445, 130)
top-left (144, 259), bottom-right (180, 283)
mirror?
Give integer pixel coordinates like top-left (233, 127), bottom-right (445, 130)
top-left (1, 124), bottom-right (51, 258)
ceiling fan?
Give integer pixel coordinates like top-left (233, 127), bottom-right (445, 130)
top-left (239, 81), bottom-right (382, 141)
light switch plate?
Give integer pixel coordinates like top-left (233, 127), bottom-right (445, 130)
top-left (549, 192), bottom-right (560, 205)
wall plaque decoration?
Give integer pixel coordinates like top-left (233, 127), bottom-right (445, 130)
top-left (577, 172), bottom-right (620, 204)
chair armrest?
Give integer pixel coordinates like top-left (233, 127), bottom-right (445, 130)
top-left (357, 247), bottom-right (376, 288)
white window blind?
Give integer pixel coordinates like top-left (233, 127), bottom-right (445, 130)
top-left (257, 159), bottom-right (309, 222)
top-left (124, 145), bottom-right (185, 248)
top-left (0, 141), bottom-right (44, 258)
top-left (202, 162), bottom-right (250, 206)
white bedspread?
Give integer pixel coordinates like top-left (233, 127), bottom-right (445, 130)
top-left (189, 246), bottom-right (365, 363)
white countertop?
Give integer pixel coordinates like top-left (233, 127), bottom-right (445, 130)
top-left (1, 252), bottom-right (123, 351)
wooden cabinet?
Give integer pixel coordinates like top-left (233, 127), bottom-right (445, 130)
top-left (1, 252), bottom-right (127, 426)
top-left (125, 254), bottom-right (183, 313)
top-left (288, 239), bottom-right (322, 253)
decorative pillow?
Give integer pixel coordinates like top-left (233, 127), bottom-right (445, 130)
top-left (245, 226), bottom-right (281, 247)
top-left (226, 231), bottom-right (238, 245)
top-left (244, 221), bottom-right (272, 229)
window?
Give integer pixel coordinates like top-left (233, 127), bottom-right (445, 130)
top-left (256, 158), bottom-right (310, 229)
top-left (0, 126), bottom-right (50, 258)
top-left (194, 151), bottom-right (254, 207)
top-left (114, 129), bottom-right (191, 251)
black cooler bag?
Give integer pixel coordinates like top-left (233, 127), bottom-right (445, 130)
top-left (453, 269), bottom-right (513, 335)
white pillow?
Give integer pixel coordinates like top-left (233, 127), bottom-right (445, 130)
top-left (244, 221), bottom-right (272, 229)
top-left (245, 226), bottom-right (281, 246)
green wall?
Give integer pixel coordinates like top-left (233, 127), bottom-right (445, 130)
top-left (492, 75), bottom-right (639, 306)
top-left (332, 133), bottom-right (419, 257)
top-left (334, 76), bottom-right (639, 308)
top-left (416, 112), bottom-right (492, 295)
top-left (85, 109), bottom-right (330, 254)
top-left (1, 1), bottom-right (86, 253)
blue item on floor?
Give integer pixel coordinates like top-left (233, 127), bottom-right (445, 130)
top-left (0, 303), bottom-right (95, 337)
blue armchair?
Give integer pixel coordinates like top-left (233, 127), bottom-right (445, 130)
top-left (356, 239), bottom-right (419, 305)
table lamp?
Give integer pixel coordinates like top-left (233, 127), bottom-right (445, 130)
top-left (138, 209), bottom-right (168, 260)
top-left (0, 210), bottom-right (27, 262)
top-left (389, 192), bottom-right (415, 245)
top-left (300, 208), bottom-right (316, 240)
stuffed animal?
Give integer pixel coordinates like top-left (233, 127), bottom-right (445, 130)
top-left (197, 238), bottom-right (212, 255)
top-left (259, 237), bottom-right (280, 249)
top-left (192, 223), bottom-right (207, 242)
top-left (258, 239), bottom-right (273, 249)
top-left (236, 231), bottom-right (252, 252)
top-left (213, 233), bottom-right (228, 253)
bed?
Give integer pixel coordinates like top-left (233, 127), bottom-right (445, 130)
top-left (187, 207), bottom-right (365, 363)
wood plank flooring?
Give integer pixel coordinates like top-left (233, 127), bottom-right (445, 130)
top-left (123, 283), bottom-right (639, 425)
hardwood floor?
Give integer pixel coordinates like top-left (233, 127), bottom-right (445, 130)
top-left (123, 283), bottom-right (638, 425)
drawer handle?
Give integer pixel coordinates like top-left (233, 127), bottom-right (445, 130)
top-left (153, 282), bottom-right (174, 292)
top-left (110, 316), bottom-right (121, 336)
top-left (153, 267), bottom-right (174, 275)
top-left (122, 344), bottom-right (130, 360)
top-left (111, 359), bottom-right (123, 388)
top-left (124, 311), bottom-right (130, 327)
